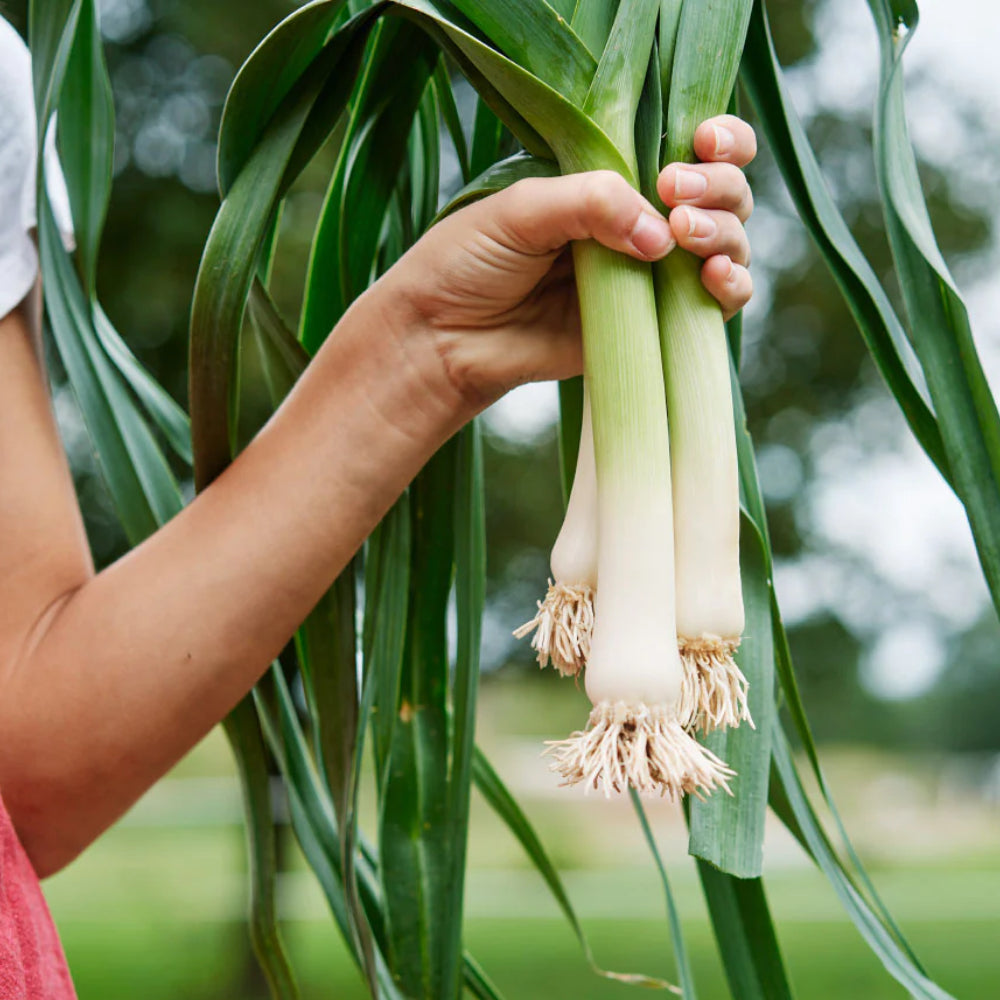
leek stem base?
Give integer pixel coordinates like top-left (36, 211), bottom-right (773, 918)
top-left (679, 637), bottom-right (752, 733)
top-left (513, 581), bottom-right (594, 677)
top-left (545, 701), bottom-right (735, 799)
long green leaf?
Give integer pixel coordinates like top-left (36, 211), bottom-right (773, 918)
top-left (191, 10), bottom-right (376, 489)
top-left (56, 0), bottom-right (109, 293)
top-left (379, 441), bottom-right (456, 999)
top-left (630, 792), bottom-right (696, 998)
top-left (474, 745), bottom-right (672, 990)
top-left (443, 423), bottom-right (486, 1000)
top-left (663, 0), bottom-right (752, 163)
top-left (771, 732), bottom-right (955, 1000)
top-left (37, 205), bottom-right (182, 542)
top-left (445, 0), bottom-right (595, 105)
top-left (217, 0), bottom-right (350, 192)
top-left (570, 0), bottom-right (619, 58)
top-left (432, 58), bottom-right (471, 184)
top-left (687, 512), bottom-right (773, 878)
top-left (739, 1), bottom-right (949, 484)
top-left (867, 0), bottom-right (1000, 614)
top-left (696, 862), bottom-right (793, 1000)
top-left (583, 0), bottom-right (659, 157)
top-left (392, 0), bottom-right (627, 176)
top-left (222, 704), bottom-right (300, 1000)
top-left (300, 19), bottom-right (438, 350)
top-left (55, 1), bottom-right (194, 463)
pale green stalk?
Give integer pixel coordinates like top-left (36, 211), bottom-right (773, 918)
top-left (514, 391), bottom-right (596, 676)
top-left (653, 0), bottom-right (754, 732)
top-left (655, 255), bottom-right (749, 731)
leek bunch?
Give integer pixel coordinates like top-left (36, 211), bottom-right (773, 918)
top-left (506, 0), bottom-right (754, 797)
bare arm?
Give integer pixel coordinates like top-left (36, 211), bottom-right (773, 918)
top-left (0, 118), bottom-right (756, 877)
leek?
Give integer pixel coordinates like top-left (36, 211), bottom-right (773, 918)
top-left (541, 0), bottom-right (733, 799)
top-left (657, 254), bottom-right (750, 732)
top-left (653, 0), bottom-right (755, 734)
top-left (513, 393), bottom-right (596, 677)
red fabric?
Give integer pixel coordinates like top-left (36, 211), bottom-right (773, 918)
top-left (0, 792), bottom-right (76, 999)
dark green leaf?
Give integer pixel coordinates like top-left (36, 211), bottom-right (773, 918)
top-left (56, 0), bottom-right (111, 293)
top-left (433, 58), bottom-right (471, 183)
top-left (223, 702), bottom-right (300, 1000)
top-left (38, 206), bottom-right (183, 543)
top-left (379, 441), bottom-right (457, 999)
top-left (442, 424), bottom-right (486, 999)
top-left (557, 376), bottom-right (584, 505)
top-left (191, 12), bottom-right (375, 489)
top-left (631, 792), bottom-right (697, 998)
top-left (696, 862), bottom-right (793, 1000)
top-left (299, 19), bottom-right (438, 351)
top-left (445, 0), bottom-right (595, 105)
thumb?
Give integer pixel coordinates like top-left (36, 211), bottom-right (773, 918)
top-left (472, 170), bottom-right (676, 261)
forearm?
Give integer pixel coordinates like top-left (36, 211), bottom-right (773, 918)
top-left (0, 281), bottom-right (464, 876)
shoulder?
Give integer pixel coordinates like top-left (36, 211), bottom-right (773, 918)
top-left (0, 18), bottom-right (39, 320)
top-left (0, 17), bottom-right (36, 202)
top-left (0, 18), bottom-right (34, 142)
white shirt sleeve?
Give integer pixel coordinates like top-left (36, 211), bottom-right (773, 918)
top-left (0, 16), bottom-right (76, 319)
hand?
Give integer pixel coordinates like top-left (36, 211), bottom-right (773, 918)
top-left (382, 115), bottom-right (756, 411)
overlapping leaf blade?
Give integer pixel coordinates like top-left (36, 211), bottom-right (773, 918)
top-left (740, 0), bottom-right (949, 483)
top-left (867, 0), bottom-right (1000, 612)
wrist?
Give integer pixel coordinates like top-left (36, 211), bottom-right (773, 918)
top-left (359, 271), bottom-right (485, 427)
top-left (316, 276), bottom-right (476, 447)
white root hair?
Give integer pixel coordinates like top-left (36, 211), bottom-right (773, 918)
top-left (679, 637), bottom-right (752, 733)
top-left (545, 700), bottom-right (735, 799)
top-left (513, 580), bottom-right (594, 678)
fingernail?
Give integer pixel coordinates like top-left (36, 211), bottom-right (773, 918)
top-left (674, 167), bottom-right (707, 201)
top-left (680, 208), bottom-right (716, 239)
top-left (723, 257), bottom-right (737, 283)
top-left (630, 210), bottom-right (674, 258)
top-left (713, 125), bottom-right (735, 158)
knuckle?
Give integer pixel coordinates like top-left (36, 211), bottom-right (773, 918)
top-left (716, 162), bottom-right (746, 195)
top-left (581, 170), bottom-right (634, 235)
top-left (504, 176), bottom-right (544, 210)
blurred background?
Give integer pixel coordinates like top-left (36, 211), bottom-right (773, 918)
top-left (5, 0), bottom-right (1000, 996)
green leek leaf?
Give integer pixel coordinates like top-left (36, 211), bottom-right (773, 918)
top-left (868, 0), bottom-right (1000, 613)
top-left (739, 2), bottom-right (950, 484)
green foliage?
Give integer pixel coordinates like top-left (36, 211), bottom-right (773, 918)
top-left (30, 0), bottom-right (997, 998)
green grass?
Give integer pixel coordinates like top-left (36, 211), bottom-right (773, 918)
top-left (56, 913), bottom-right (997, 1000)
top-left (44, 732), bottom-right (1000, 999)
top-left (48, 821), bottom-right (1000, 999)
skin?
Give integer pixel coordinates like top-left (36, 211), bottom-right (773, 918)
top-left (0, 115), bottom-right (755, 878)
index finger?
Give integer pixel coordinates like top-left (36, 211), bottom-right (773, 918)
top-left (692, 115), bottom-right (757, 168)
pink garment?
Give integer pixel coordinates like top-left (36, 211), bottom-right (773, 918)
top-left (0, 792), bottom-right (76, 999)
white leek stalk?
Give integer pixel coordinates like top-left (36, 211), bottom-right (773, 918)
top-left (546, 242), bottom-right (733, 798)
top-left (656, 252), bottom-right (750, 732)
top-left (513, 393), bottom-right (597, 676)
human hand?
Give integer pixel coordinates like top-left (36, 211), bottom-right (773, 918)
top-left (381, 115), bottom-right (756, 412)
